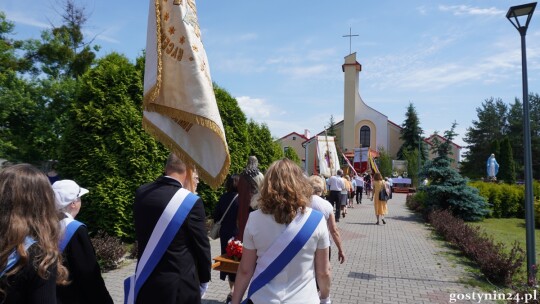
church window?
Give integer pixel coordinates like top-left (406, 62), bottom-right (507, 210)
top-left (360, 126), bottom-right (370, 147)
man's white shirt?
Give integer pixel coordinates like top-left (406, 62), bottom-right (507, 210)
top-left (327, 175), bottom-right (344, 191)
top-left (354, 176), bottom-right (364, 187)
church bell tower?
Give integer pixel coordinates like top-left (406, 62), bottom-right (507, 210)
top-left (342, 53), bottom-right (362, 153)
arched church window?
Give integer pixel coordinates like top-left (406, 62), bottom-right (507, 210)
top-left (360, 126), bottom-right (370, 147)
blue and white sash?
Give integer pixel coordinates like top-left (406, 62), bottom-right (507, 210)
top-left (124, 188), bottom-right (198, 304)
top-left (0, 236), bottom-right (36, 279)
top-left (242, 208), bottom-right (324, 304)
top-left (59, 217), bottom-right (85, 252)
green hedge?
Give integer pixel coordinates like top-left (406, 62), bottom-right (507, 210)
top-left (469, 181), bottom-right (540, 221)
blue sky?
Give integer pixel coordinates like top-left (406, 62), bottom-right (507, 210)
top-left (2, 0), bottom-right (540, 148)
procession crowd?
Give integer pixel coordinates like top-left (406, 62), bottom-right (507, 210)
top-left (0, 155), bottom-right (393, 304)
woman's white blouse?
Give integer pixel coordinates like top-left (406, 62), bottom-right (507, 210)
top-left (243, 208), bottom-right (330, 304)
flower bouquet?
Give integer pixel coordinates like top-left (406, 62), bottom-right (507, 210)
top-left (225, 237), bottom-right (243, 261)
top-left (211, 237), bottom-right (243, 273)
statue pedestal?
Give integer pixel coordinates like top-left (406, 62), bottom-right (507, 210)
top-left (485, 176), bottom-right (498, 183)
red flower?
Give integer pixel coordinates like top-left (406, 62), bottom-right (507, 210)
top-left (225, 237), bottom-right (243, 260)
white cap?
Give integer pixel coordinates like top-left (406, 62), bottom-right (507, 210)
top-left (52, 180), bottom-right (89, 209)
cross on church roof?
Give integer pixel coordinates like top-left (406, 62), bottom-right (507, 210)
top-left (342, 27), bottom-right (359, 55)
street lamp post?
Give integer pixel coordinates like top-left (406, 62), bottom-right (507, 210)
top-left (418, 133), bottom-right (422, 186)
top-left (507, 2), bottom-right (537, 285)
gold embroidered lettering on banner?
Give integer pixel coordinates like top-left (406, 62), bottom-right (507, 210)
top-left (160, 30), bottom-right (184, 61)
top-left (172, 118), bottom-right (193, 132)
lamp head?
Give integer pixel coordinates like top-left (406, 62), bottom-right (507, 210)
top-left (507, 2), bottom-right (537, 34)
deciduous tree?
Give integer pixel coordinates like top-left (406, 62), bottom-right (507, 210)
top-left (284, 147), bottom-right (301, 166)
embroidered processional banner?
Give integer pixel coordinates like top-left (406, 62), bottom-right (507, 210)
top-left (144, 0), bottom-right (230, 188)
top-left (316, 136), bottom-right (340, 177)
top-left (353, 148), bottom-right (369, 173)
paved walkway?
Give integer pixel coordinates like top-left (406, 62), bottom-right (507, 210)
top-left (103, 193), bottom-right (478, 303)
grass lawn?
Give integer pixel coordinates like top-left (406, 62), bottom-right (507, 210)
top-left (470, 217), bottom-right (540, 283)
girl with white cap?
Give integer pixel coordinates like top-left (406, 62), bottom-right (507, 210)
top-left (52, 180), bottom-right (113, 304)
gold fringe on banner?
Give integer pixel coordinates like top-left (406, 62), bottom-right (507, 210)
top-left (143, 116), bottom-right (230, 189)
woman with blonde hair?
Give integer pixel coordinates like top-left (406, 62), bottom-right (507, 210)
top-left (308, 175), bottom-right (345, 264)
top-left (371, 172), bottom-right (389, 225)
top-left (339, 175), bottom-right (350, 218)
top-left (231, 159), bottom-right (331, 304)
top-left (0, 164), bottom-right (68, 303)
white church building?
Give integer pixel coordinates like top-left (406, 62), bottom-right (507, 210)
top-left (276, 52), bottom-right (461, 175)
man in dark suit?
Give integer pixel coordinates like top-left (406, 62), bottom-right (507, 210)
top-left (134, 153), bottom-right (211, 304)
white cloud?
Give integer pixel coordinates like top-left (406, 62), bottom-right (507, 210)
top-left (234, 95), bottom-right (344, 139)
top-left (267, 47), bottom-right (336, 65)
top-left (396, 45), bottom-right (534, 91)
top-left (362, 27), bottom-right (540, 92)
top-left (266, 55), bottom-right (302, 65)
top-left (236, 96), bottom-right (278, 120)
top-left (83, 29), bottom-right (120, 44)
top-left (277, 64), bottom-right (334, 79)
top-left (439, 5), bottom-right (504, 16)
top-left (209, 32), bottom-right (258, 45)
top-left (417, 6), bottom-right (428, 15)
top-left (305, 48), bottom-right (338, 62)
top-left (213, 56), bottom-right (266, 74)
top-left (6, 11), bottom-right (49, 29)
top-left (265, 113), bottom-right (344, 139)
top-left (237, 33), bottom-right (258, 41)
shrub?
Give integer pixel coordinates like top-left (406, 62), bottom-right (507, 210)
top-left (91, 230), bottom-right (127, 272)
top-left (129, 241), bottom-right (138, 259)
top-left (470, 181), bottom-right (525, 219)
top-left (535, 203), bottom-right (540, 230)
top-left (508, 274), bottom-right (540, 304)
top-left (428, 209), bottom-right (524, 286)
top-left (405, 192), bottom-right (426, 214)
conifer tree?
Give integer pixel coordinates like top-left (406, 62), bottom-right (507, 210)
top-left (421, 123), bottom-right (488, 221)
top-left (507, 99), bottom-right (524, 176)
top-left (489, 139), bottom-right (500, 161)
top-left (214, 84), bottom-right (249, 175)
top-left (498, 137), bottom-right (516, 184)
top-left (246, 120), bottom-right (283, 172)
top-left (398, 102), bottom-right (427, 161)
top-left (461, 98), bottom-right (507, 178)
top-left (326, 115), bottom-right (336, 136)
top-left (402, 148), bottom-right (420, 186)
top-left (59, 53), bottom-right (168, 239)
